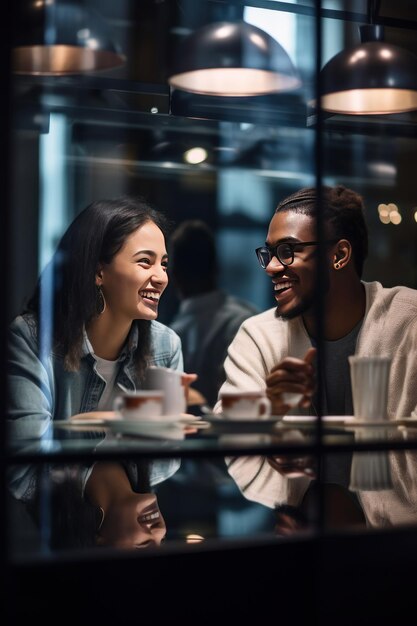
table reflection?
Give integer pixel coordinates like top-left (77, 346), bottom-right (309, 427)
top-left (357, 426), bottom-right (417, 528)
top-left (238, 424), bottom-right (417, 535)
top-left (7, 418), bottom-right (417, 559)
top-left (349, 427), bottom-right (393, 491)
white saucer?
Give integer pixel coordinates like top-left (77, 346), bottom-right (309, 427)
top-left (107, 418), bottom-right (185, 439)
top-left (282, 415), bottom-right (355, 425)
top-left (282, 415), bottom-right (401, 428)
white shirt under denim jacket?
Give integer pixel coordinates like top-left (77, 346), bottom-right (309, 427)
top-left (7, 313), bottom-right (184, 501)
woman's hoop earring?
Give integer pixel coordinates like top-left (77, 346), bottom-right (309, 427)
top-left (334, 262), bottom-right (341, 270)
top-left (96, 506), bottom-right (105, 532)
top-left (96, 285), bottom-right (106, 315)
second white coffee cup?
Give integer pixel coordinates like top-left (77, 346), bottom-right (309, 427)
top-left (220, 390), bottom-right (271, 419)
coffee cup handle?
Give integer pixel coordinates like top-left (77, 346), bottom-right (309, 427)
top-left (113, 396), bottom-right (123, 413)
top-left (258, 396), bottom-right (271, 418)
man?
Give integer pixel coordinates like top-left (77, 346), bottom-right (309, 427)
top-left (170, 219), bottom-right (258, 409)
top-left (215, 185), bottom-right (417, 509)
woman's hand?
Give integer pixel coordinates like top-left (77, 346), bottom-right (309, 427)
top-left (180, 372), bottom-right (198, 406)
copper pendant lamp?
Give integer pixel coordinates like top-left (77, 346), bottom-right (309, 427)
top-left (12, 0), bottom-right (125, 75)
top-left (168, 20), bottom-right (301, 97)
top-left (319, 1), bottom-right (417, 115)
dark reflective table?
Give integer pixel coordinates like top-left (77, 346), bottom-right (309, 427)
top-left (7, 414), bottom-right (417, 562)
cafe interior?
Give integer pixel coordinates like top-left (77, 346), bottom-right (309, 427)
top-left (2, 0), bottom-right (417, 623)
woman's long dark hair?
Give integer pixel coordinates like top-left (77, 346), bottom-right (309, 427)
top-left (25, 195), bottom-right (171, 376)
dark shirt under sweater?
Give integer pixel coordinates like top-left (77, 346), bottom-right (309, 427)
top-left (311, 320), bottom-right (363, 486)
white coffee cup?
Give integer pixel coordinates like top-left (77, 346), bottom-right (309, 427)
top-left (348, 356), bottom-right (392, 422)
top-left (113, 390), bottom-right (165, 420)
top-left (143, 366), bottom-right (186, 415)
top-left (220, 390), bottom-right (271, 420)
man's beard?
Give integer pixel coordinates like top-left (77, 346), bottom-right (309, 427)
top-left (274, 269), bottom-right (330, 321)
top-left (275, 291), bottom-right (316, 320)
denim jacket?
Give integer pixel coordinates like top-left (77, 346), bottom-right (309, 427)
top-left (7, 313), bottom-right (184, 500)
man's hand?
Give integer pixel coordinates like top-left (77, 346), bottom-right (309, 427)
top-left (265, 346), bottom-right (316, 415)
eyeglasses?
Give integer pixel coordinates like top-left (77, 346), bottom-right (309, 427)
top-left (255, 240), bottom-right (337, 269)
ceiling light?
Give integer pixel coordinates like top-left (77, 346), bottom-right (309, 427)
top-left (319, 22), bottom-right (417, 115)
top-left (183, 147), bottom-right (208, 165)
top-left (12, 0), bottom-right (125, 75)
top-left (390, 212), bottom-right (402, 225)
top-left (168, 20), bottom-right (301, 97)
top-left (185, 534), bottom-right (204, 544)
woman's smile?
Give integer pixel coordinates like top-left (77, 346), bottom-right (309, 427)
top-left (139, 289), bottom-right (162, 312)
top-left (99, 221), bottom-right (168, 322)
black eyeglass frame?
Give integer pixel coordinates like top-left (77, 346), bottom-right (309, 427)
top-left (255, 239), bottom-right (339, 269)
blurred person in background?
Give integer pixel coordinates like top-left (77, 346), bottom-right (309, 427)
top-left (169, 219), bottom-right (258, 410)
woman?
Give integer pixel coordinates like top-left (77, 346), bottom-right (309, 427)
top-left (7, 195), bottom-right (194, 501)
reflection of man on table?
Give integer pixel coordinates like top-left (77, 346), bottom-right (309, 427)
top-left (274, 435), bottom-right (417, 533)
top-left (214, 185), bottom-right (417, 509)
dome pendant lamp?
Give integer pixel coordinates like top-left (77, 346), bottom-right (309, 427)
top-left (319, 0), bottom-right (417, 115)
top-left (12, 0), bottom-right (125, 75)
top-left (168, 20), bottom-right (301, 97)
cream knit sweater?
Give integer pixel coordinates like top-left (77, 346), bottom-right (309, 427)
top-left (214, 281), bottom-right (417, 515)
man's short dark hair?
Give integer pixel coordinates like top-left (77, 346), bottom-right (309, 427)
top-left (275, 185), bottom-right (369, 277)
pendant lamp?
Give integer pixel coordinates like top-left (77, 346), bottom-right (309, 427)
top-left (12, 0), bottom-right (125, 75)
top-left (168, 20), bottom-right (301, 97)
top-left (319, 23), bottom-right (417, 115)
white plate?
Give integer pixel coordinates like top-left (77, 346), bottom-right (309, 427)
top-left (114, 413), bottom-right (192, 423)
top-left (282, 415), bottom-right (355, 425)
top-left (65, 413), bottom-right (195, 424)
top-left (55, 418), bottom-right (108, 428)
top-left (203, 415), bottom-right (283, 433)
top-left (107, 418), bottom-right (185, 439)
top-left (57, 414), bottom-right (195, 434)
top-left (282, 415), bottom-right (404, 428)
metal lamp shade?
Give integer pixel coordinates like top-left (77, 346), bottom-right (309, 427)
top-left (12, 1), bottom-right (125, 75)
top-left (320, 26), bottom-right (417, 115)
top-left (168, 21), bottom-right (301, 97)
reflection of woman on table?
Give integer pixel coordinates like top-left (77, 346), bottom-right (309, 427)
top-left (27, 460), bottom-right (166, 550)
top-left (7, 196), bottom-right (194, 499)
top-left (86, 461), bottom-right (166, 549)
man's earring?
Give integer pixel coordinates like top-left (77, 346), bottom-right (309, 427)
top-left (96, 285), bottom-right (106, 315)
top-left (334, 261), bottom-right (341, 270)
